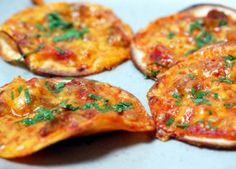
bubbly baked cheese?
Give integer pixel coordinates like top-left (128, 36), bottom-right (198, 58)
top-left (132, 4), bottom-right (236, 79)
top-left (0, 77), bottom-right (154, 158)
top-left (0, 2), bottom-right (132, 76)
top-left (148, 42), bottom-right (236, 148)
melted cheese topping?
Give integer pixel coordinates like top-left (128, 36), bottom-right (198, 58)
top-left (148, 42), bottom-right (236, 144)
top-left (0, 3), bottom-right (132, 76)
top-left (133, 7), bottom-right (236, 79)
top-left (0, 77), bottom-right (153, 158)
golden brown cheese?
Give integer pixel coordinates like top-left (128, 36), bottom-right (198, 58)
top-left (148, 42), bottom-right (236, 148)
top-left (132, 4), bottom-right (236, 79)
top-left (0, 77), bottom-right (154, 158)
top-left (0, 2), bottom-right (132, 76)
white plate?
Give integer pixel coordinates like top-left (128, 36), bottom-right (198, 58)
top-left (0, 0), bottom-right (236, 169)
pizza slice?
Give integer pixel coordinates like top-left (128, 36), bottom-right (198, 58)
top-left (0, 2), bottom-right (132, 76)
top-left (0, 77), bottom-right (154, 158)
top-left (148, 42), bottom-right (236, 148)
top-left (132, 4), bottom-right (236, 79)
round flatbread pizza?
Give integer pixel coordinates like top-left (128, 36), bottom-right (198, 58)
top-left (0, 77), bottom-right (154, 158)
top-left (132, 4), bottom-right (236, 79)
top-left (148, 42), bottom-right (236, 148)
top-left (0, 2), bottom-right (132, 76)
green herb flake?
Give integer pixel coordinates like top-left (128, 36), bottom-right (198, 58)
top-left (192, 98), bottom-right (209, 104)
top-left (21, 44), bottom-right (45, 59)
top-left (184, 47), bottom-right (199, 56)
top-left (223, 55), bottom-right (236, 69)
top-left (213, 93), bottom-right (218, 99)
top-left (189, 19), bottom-right (204, 34)
top-left (35, 23), bottom-right (46, 31)
top-left (188, 74), bottom-right (196, 80)
top-left (24, 88), bottom-right (31, 104)
top-left (224, 103), bottom-right (236, 108)
top-left (112, 102), bottom-right (133, 113)
top-left (167, 32), bottom-right (175, 39)
top-left (45, 81), bottom-right (66, 94)
top-left (82, 102), bottom-right (94, 110)
top-left (19, 107), bottom-right (58, 126)
top-left (172, 92), bottom-right (182, 101)
top-left (11, 91), bottom-right (15, 100)
top-left (176, 123), bottom-right (190, 129)
top-left (175, 101), bottom-right (181, 106)
top-left (59, 100), bottom-right (80, 111)
top-left (208, 110), bottom-right (213, 115)
top-left (195, 91), bottom-right (208, 99)
top-left (88, 94), bottom-right (101, 101)
top-left (53, 28), bottom-right (89, 42)
top-left (55, 47), bottom-right (65, 55)
top-left (165, 117), bottom-right (174, 126)
top-left (217, 77), bottom-right (234, 84)
top-left (18, 85), bottom-right (23, 93)
top-left (219, 19), bottom-right (228, 27)
top-left (191, 87), bottom-right (196, 95)
top-left (196, 119), bottom-right (204, 124)
top-left (207, 120), bottom-right (217, 130)
top-left (47, 12), bottom-right (73, 31)
top-left (194, 30), bottom-right (214, 48)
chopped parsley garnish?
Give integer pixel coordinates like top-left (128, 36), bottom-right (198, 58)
top-left (218, 19), bottom-right (228, 27)
top-left (188, 74), bottom-right (196, 80)
top-left (192, 98), bottom-right (209, 104)
top-left (186, 20), bottom-right (214, 56)
top-left (146, 69), bottom-right (161, 79)
top-left (224, 103), bottom-right (236, 108)
top-left (88, 94), bottom-right (102, 101)
top-left (47, 12), bottom-right (73, 31)
top-left (45, 81), bottom-right (66, 94)
top-left (111, 102), bottom-right (133, 113)
top-left (59, 100), bottom-right (80, 111)
top-left (18, 85), bottom-right (23, 93)
top-left (167, 32), bottom-right (175, 39)
top-left (55, 47), bottom-right (65, 55)
top-left (16, 44), bottom-right (45, 61)
top-left (35, 23), bottom-right (46, 31)
top-left (208, 110), bottom-right (213, 115)
top-left (53, 28), bottom-right (88, 42)
top-left (172, 92), bottom-right (182, 106)
top-left (195, 91), bottom-right (208, 99)
top-left (189, 19), bottom-right (204, 33)
top-left (223, 55), bottom-right (236, 69)
top-left (172, 92), bottom-right (181, 100)
top-left (194, 30), bottom-right (214, 48)
top-left (19, 107), bottom-right (58, 126)
top-left (191, 88), bottom-right (209, 104)
top-left (24, 88), bottom-right (31, 104)
top-left (165, 117), bottom-right (174, 126)
top-left (11, 91), bottom-right (14, 100)
top-left (175, 123), bottom-right (190, 128)
top-left (191, 87), bottom-right (196, 95)
top-left (213, 93), bottom-right (219, 99)
top-left (216, 77), bottom-right (234, 84)
top-left (207, 120), bottom-right (217, 130)
top-left (184, 48), bottom-right (199, 56)
top-left (196, 119), bottom-right (204, 124)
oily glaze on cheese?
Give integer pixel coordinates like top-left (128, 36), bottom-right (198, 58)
top-left (148, 42), bottom-right (236, 148)
top-left (132, 4), bottom-right (236, 79)
top-left (0, 77), bottom-right (154, 158)
top-left (0, 2), bottom-right (132, 76)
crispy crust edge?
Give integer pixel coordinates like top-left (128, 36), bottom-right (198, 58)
top-left (180, 3), bottom-right (236, 19)
top-left (178, 136), bottom-right (236, 149)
